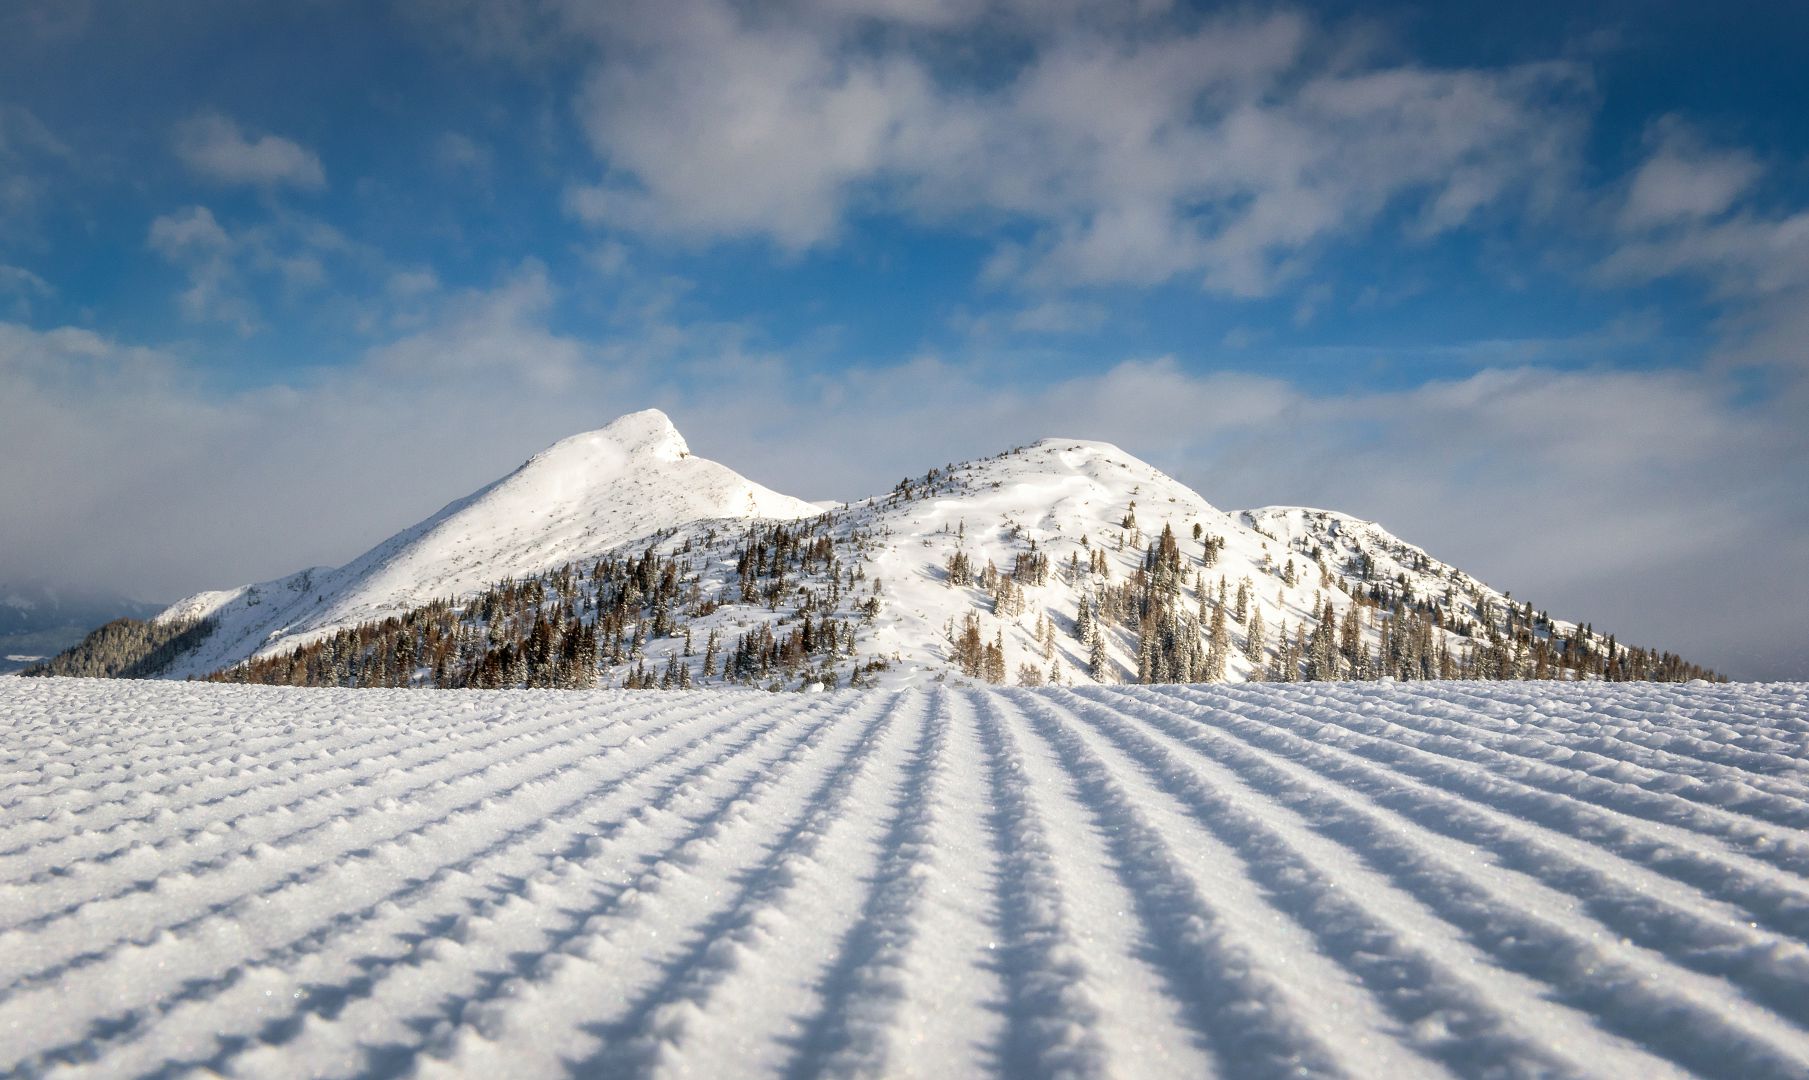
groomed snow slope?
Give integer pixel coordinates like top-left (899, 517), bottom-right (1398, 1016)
top-left (153, 410), bottom-right (817, 679)
top-left (5, 679), bottom-right (1809, 1078)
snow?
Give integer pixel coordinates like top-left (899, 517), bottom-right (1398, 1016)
top-left (819, 438), bottom-right (1551, 688)
top-left (120, 415), bottom-right (1696, 688)
top-left (151, 410), bottom-right (817, 679)
top-left (4, 677), bottom-right (1808, 1077)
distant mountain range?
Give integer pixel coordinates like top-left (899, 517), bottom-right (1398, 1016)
top-left (1, 583), bottom-right (161, 674)
top-left (29, 409), bottom-right (1718, 687)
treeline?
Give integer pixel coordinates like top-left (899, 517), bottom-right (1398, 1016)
top-left (1046, 520), bottom-right (1722, 686)
top-left (24, 617), bottom-right (216, 679)
top-left (182, 480), bottom-right (1719, 691)
top-left (205, 524), bottom-right (887, 691)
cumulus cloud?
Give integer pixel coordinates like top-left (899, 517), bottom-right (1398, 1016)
top-left (1619, 120), bottom-right (1762, 230)
top-left (173, 112), bottom-right (326, 191)
top-left (545, 2), bottom-right (1586, 294)
top-left (1602, 121), bottom-right (1809, 377)
top-left (145, 205), bottom-right (396, 332)
top-left (146, 206), bottom-right (258, 331)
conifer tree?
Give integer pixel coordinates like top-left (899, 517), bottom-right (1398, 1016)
top-left (1205, 592), bottom-right (1229, 682)
top-left (983, 631), bottom-right (1007, 685)
top-left (1089, 630), bottom-right (1112, 683)
top-left (1269, 619), bottom-right (1295, 681)
top-left (1244, 605), bottom-right (1266, 664)
top-left (702, 629), bottom-right (720, 678)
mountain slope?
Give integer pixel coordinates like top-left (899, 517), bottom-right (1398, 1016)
top-left (40, 411), bottom-right (1714, 687)
top-left (839, 437), bottom-right (1322, 684)
top-left (1239, 504), bottom-right (1581, 639)
top-left (197, 428), bottom-right (1714, 690)
top-left (149, 410), bottom-right (817, 679)
top-left (0, 583), bottom-right (161, 673)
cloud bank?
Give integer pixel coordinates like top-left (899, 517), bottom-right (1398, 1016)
top-left (1, 261), bottom-right (1802, 678)
top-left (547, 2), bottom-right (1586, 296)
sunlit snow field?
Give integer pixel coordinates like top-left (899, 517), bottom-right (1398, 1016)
top-left (4, 678), bottom-right (1808, 1078)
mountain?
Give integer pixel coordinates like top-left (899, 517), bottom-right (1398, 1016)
top-left (35, 412), bottom-right (1718, 687)
top-left (0, 583), bottom-right (162, 674)
top-left (145, 410), bottom-right (818, 679)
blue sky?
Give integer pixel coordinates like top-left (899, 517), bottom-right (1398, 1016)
top-left (1, 0), bottom-right (1806, 678)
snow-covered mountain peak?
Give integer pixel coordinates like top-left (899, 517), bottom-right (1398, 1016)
top-left (528, 408), bottom-right (690, 470)
top-left (151, 410), bottom-right (817, 677)
top-left (68, 415), bottom-right (1716, 688)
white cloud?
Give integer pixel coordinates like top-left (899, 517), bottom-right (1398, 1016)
top-left (435, 131), bottom-right (491, 175)
top-left (565, 0), bottom-right (931, 250)
top-left (0, 103), bottom-right (71, 236)
top-left (541, 3), bottom-right (1586, 294)
top-left (147, 205), bottom-right (233, 255)
top-left (1619, 120), bottom-right (1761, 230)
top-left (147, 205), bottom-right (275, 331)
top-left (369, 260), bottom-right (585, 389)
top-left (0, 263), bottom-right (51, 316)
top-left (1601, 122), bottom-right (1809, 376)
top-left (173, 112), bottom-right (326, 191)
top-left (1003, 299), bottom-right (1107, 334)
top-left (0, 263), bottom-right (49, 291)
top-left (387, 268), bottom-right (441, 297)
top-left (147, 206), bottom-right (257, 331)
top-left (145, 204), bottom-right (402, 332)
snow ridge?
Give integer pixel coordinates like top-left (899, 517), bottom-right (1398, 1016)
top-left (3, 678), bottom-right (1807, 1077)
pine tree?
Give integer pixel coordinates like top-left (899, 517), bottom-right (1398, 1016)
top-left (1089, 630), bottom-right (1112, 683)
top-left (701, 629), bottom-right (720, 678)
top-left (983, 631), bottom-right (1007, 685)
top-left (1205, 591), bottom-right (1229, 682)
top-left (953, 611), bottom-right (985, 678)
top-left (1339, 603), bottom-right (1362, 667)
top-left (1244, 605), bottom-right (1265, 664)
top-left (1269, 619), bottom-right (1295, 682)
top-left (1306, 600), bottom-right (1340, 681)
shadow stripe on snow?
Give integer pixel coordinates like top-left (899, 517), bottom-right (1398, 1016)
top-left (161, 692), bottom-right (855, 1080)
top-left (968, 688), bottom-right (1113, 1079)
top-left (0, 694), bottom-right (795, 1075)
top-left (1131, 685), bottom-right (1809, 1080)
top-left (780, 689), bottom-right (955, 1079)
top-left (1167, 684), bottom-right (1809, 1008)
top-left (1323, 683), bottom-right (1809, 854)
top-left (549, 693), bottom-right (912, 1077)
top-left (998, 690), bottom-right (1349, 1080)
top-left (1049, 687), bottom-right (1593, 1078)
top-left (0, 694), bottom-right (633, 912)
top-left (1406, 684), bottom-right (1809, 810)
top-left (0, 693), bottom-right (682, 993)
